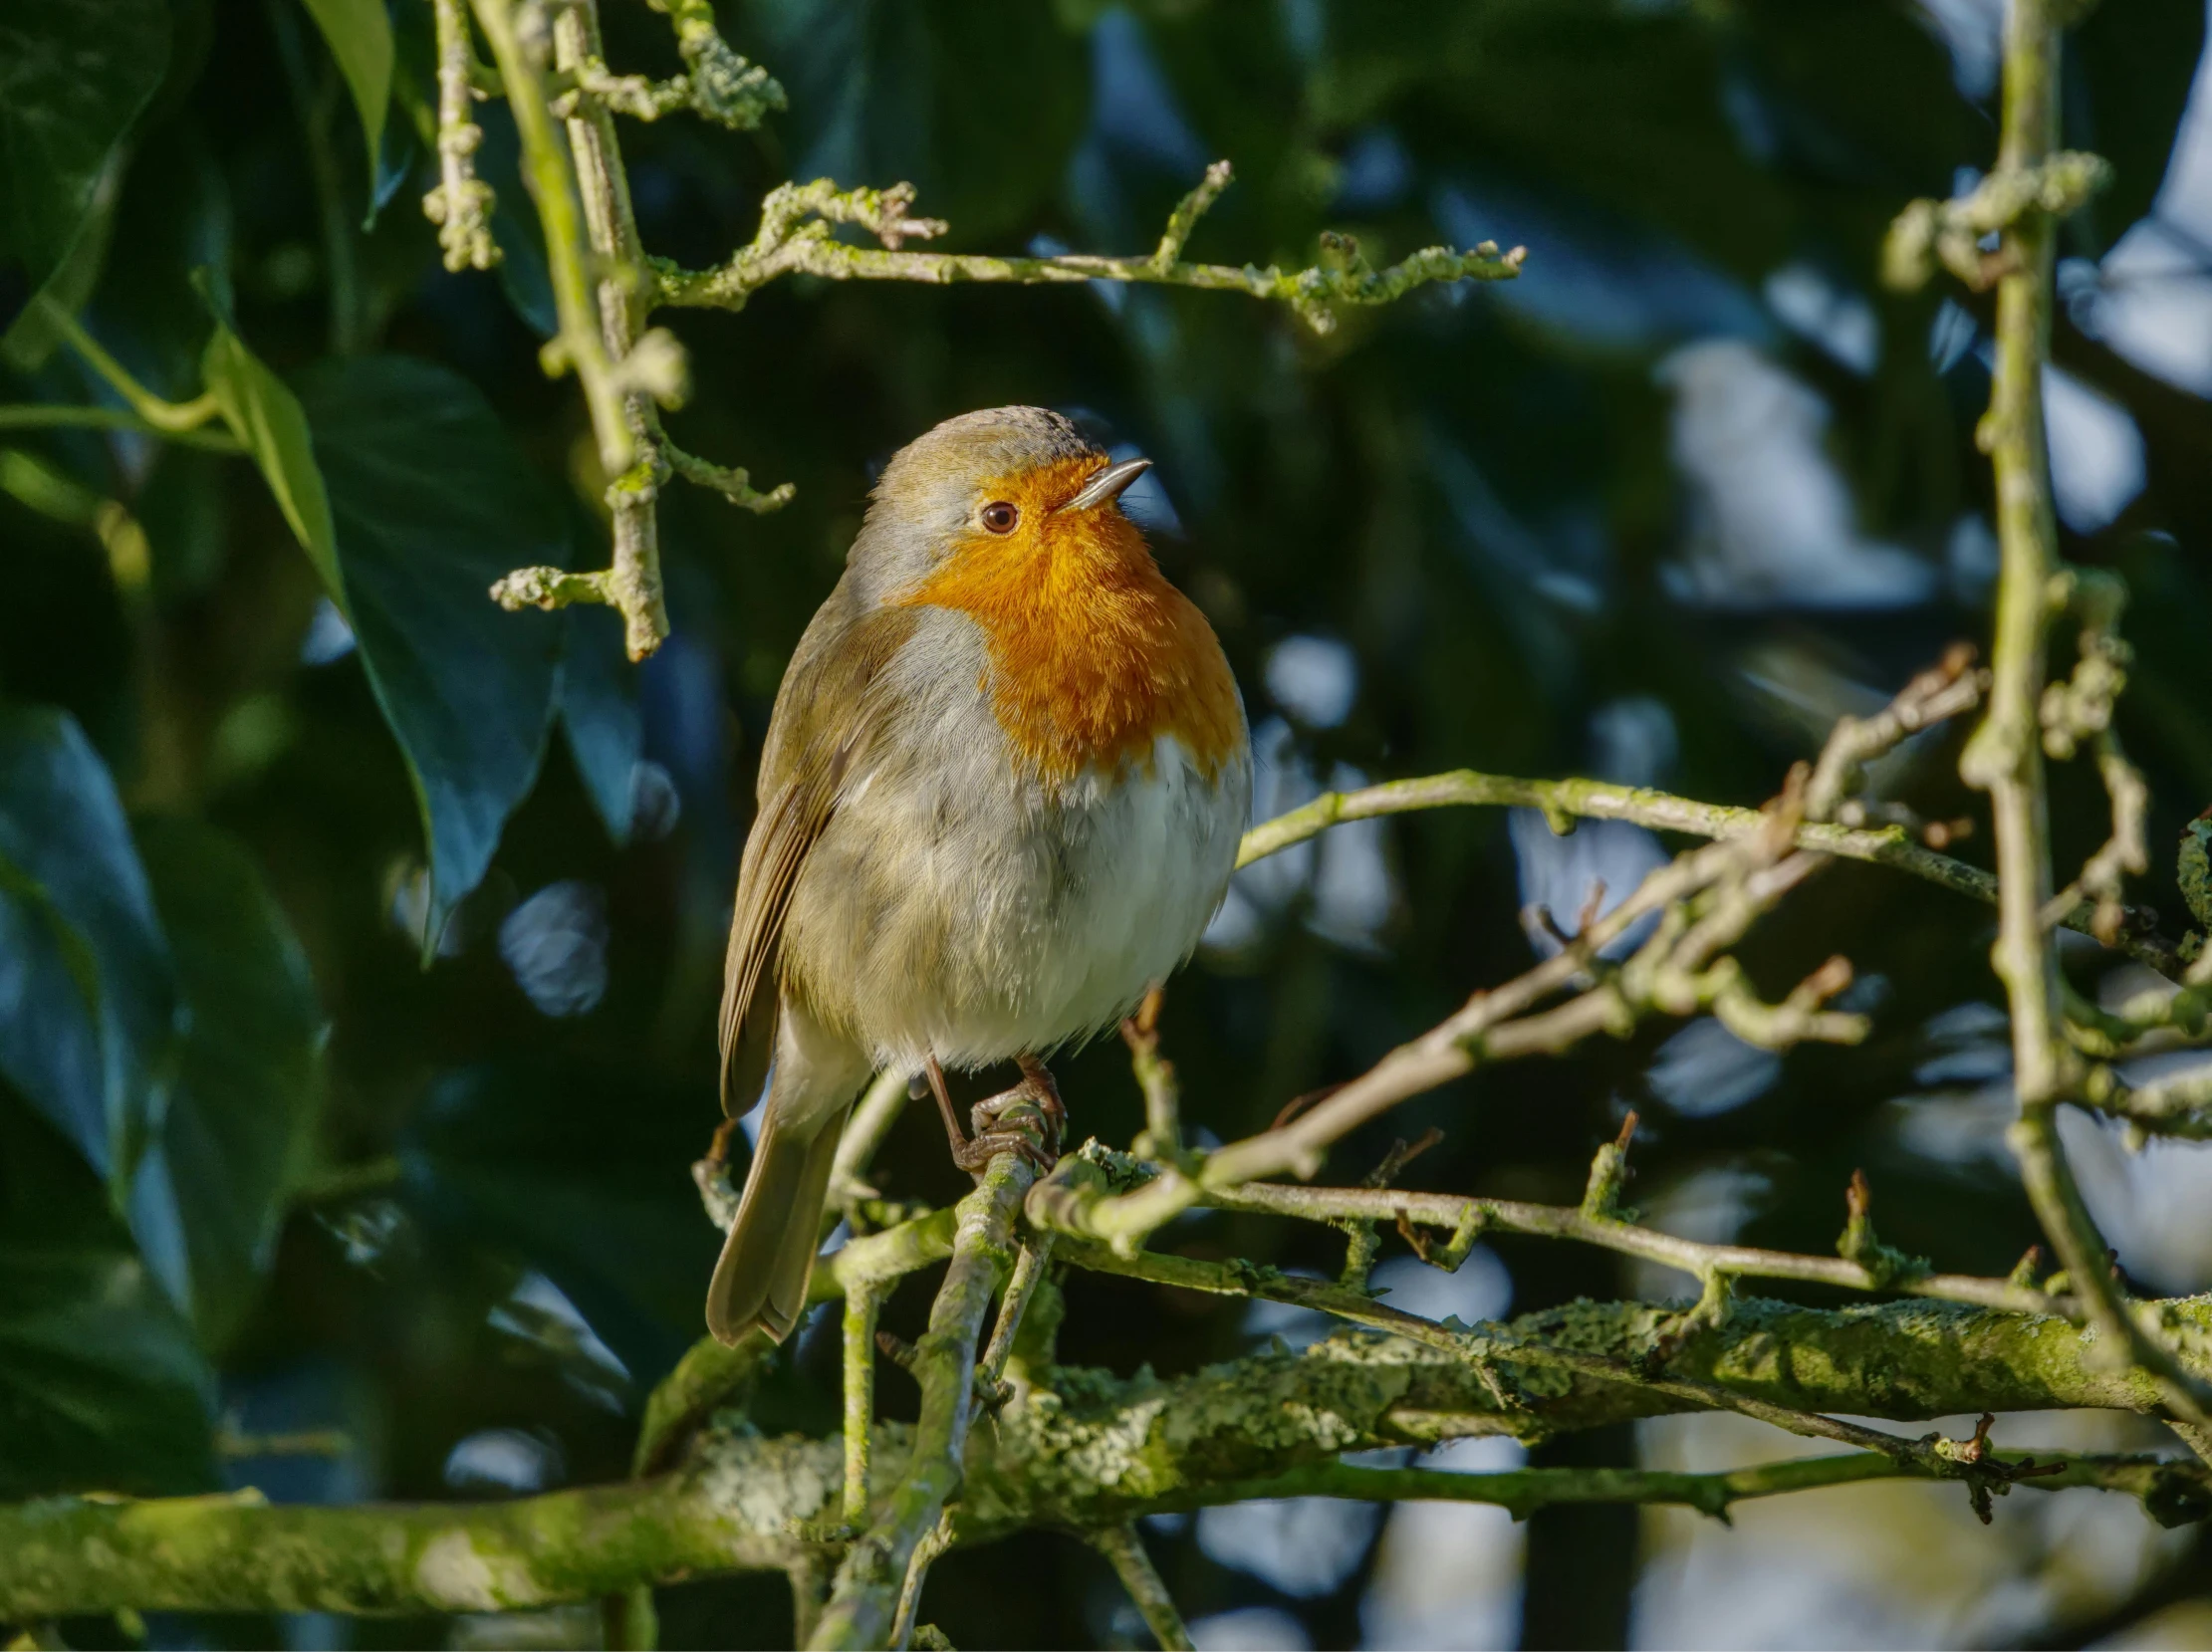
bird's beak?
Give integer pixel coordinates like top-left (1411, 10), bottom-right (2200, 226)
top-left (1059, 456), bottom-right (1152, 514)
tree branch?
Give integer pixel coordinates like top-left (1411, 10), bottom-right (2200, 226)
top-left (1917, 0), bottom-right (2212, 1432)
top-left (12, 1295), bottom-right (2212, 1618)
top-left (811, 1144), bottom-right (1039, 1650)
top-left (1232, 766), bottom-right (2180, 977)
top-left (1090, 1525), bottom-right (1192, 1652)
top-left (650, 168), bottom-right (1525, 336)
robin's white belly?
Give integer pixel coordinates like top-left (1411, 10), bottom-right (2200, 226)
top-left (780, 608), bottom-right (1251, 1069)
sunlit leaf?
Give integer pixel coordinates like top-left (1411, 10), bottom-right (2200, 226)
top-left (296, 0), bottom-right (393, 190)
top-left (198, 286), bottom-right (342, 592)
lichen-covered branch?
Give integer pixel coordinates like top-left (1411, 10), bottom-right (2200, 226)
top-left (811, 1146), bottom-right (1038, 1650)
top-left (13, 1295), bottom-right (2212, 1619)
top-left (650, 166), bottom-right (1525, 336)
top-left (639, 0), bottom-right (785, 128)
top-left (1188, 1168), bottom-right (2060, 1317)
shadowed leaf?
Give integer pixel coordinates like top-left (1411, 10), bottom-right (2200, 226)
top-left (295, 354), bottom-right (569, 940)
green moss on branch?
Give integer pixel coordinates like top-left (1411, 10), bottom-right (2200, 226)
top-left (10, 1294), bottom-right (2212, 1619)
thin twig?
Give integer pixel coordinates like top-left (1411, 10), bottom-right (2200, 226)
top-left (1037, 786), bottom-right (1862, 1250)
top-left (1233, 768), bottom-right (2180, 977)
top-left (842, 1285), bottom-right (881, 1530)
top-left (831, 1066), bottom-right (915, 1207)
top-left (1191, 1178), bottom-right (2062, 1316)
top-left (650, 167), bottom-right (1525, 337)
top-left (469, 0), bottom-right (637, 481)
top-left (1945, 0), bottom-right (2212, 1431)
top-left (424, 0), bottom-right (499, 270)
top-left (1090, 1525), bottom-right (1193, 1651)
top-left (1122, 986), bottom-right (1180, 1159)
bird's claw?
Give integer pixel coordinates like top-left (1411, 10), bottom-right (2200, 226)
top-left (951, 1125), bottom-right (1057, 1177)
top-left (966, 1082), bottom-right (1063, 1175)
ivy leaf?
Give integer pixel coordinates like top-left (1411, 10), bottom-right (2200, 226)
top-left (401, 1055), bottom-right (725, 1385)
top-left (127, 818), bottom-right (326, 1349)
top-left (0, 0), bottom-right (170, 298)
top-left (296, 0), bottom-right (393, 194)
top-left (0, 706), bottom-right (177, 1192)
top-left (197, 281), bottom-right (342, 592)
top-left (0, 1092), bottom-right (216, 1499)
top-left (295, 355), bottom-right (569, 940)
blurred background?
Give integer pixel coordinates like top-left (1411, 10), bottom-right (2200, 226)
top-left (7, 0), bottom-right (2212, 1646)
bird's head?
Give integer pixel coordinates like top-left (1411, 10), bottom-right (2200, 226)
top-left (848, 406), bottom-right (1156, 605)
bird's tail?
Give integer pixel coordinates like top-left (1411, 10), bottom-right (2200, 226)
top-left (706, 1099), bottom-right (853, 1345)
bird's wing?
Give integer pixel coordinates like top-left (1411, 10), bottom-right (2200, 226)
top-left (717, 603), bottom-right (918, 1113)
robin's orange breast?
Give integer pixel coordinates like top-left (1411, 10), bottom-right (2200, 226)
top-left (896, 456), bottom-right (1244, 787)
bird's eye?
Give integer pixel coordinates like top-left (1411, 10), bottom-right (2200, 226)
top-left (980, 501), bottom-right (1020, 534)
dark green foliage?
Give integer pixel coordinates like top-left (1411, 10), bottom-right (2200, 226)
top-left (0, 1097), bottom-right (215, 1500)
top-left (0, 706), bottom-right (177, 1188)
top-left (0, 0), bottom-right (171, 299)
top-left (132, 816), bottom-right (325, 1348)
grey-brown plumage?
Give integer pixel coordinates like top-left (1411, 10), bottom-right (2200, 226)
top-left (704, 406), bottom-right (1249, 1347)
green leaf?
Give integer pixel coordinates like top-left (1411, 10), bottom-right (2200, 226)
top-left (297, 0), bottom-right (393, 190)
top-left (0, 1092), bottom-right (216, 1499)
top-left (295, 355), bottom-right (569, 937)
top-left (0, 706), bottom-right (178, 1190)
top-left (83, 118), bottom-right (235, 405)
top-left (0, 142), bottom-right (125, 373)
top-left (127, 818), bottom-right (326, 1349)
top-left (199, 297), bottom-right (342, 594)
top-left (0, 0), bottom-right (170, 295)
top-left (401, 1056), bottom-right (725, 1384)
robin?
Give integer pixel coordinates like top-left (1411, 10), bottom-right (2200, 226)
top-left (705, 406), bottom-right (1252, 1345)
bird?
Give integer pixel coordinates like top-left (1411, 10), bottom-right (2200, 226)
top-left (705, 406), bottom-right (1251, 1346)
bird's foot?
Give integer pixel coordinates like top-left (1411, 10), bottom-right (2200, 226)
top-left (950, 1059), bottom-right (1065, 1177)
top-left (925, 1054), bottom-right (1066, 1177)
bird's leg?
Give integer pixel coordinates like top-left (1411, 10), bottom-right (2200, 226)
top-left (922, 1055), bottom-right (972, 1156)
top-left (928, 1053), bottom-right (1061, 1177)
